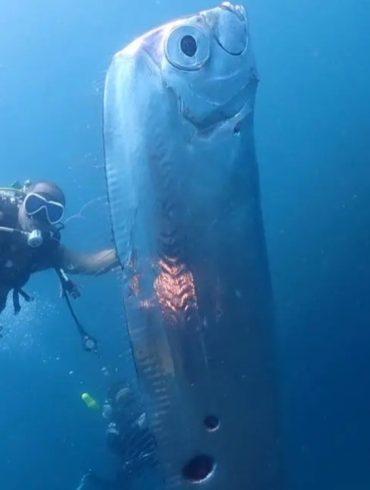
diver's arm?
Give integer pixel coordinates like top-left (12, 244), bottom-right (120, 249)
top-left (56, 246), bottom-right (120, 276)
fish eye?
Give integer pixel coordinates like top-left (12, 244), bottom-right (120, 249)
top-left (165, 25), bottom-right (210, 71)
top-left (180, 35), bottom-right (197, 57)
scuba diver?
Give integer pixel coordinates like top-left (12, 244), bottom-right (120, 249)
top-left (76, 382), bottom-right (158, 490)
top-left (0, 180), bottom-right (119, 349)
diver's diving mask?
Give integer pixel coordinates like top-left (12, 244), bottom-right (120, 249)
top-left (24, 192), bottom-right (65, 225)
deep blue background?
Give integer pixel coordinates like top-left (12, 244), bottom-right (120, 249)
top-left (0, 1), bottom-right (369, 489)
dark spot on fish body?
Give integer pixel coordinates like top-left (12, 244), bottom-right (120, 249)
top-left (182, 454), bottom-right (215, 483)
top-left (234, 122), bottom-right (242, 135)
top-left (204, 414), bottom-right (220, 431)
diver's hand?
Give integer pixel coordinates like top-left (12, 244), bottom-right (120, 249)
top-left (64, 278), bottom-right (81, 299)
top-left (59, 275), bottom-right (81, 299)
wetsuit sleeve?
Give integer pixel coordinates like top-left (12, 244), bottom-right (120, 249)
top-left (55, 246), bottom-right (120, 276)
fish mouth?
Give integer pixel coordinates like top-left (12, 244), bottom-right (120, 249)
top-left (179, 83), bottom-right (256, 133)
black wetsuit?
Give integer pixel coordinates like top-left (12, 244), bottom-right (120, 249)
top-left (77, 384), bottom-right (158, 490)
top-left (0, 188), bottom-right (118, 318)
top-left (106, 384), bottom-right (157, 479)
top-left (0, 190), bottom-right (60, 314)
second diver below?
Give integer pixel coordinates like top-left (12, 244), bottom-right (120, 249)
top-left (0, 180), bottom-right (119, 343)
top-left (76, 382), bottom-right (158, 490)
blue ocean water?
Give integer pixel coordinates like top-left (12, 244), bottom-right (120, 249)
top-left (0, 1), bottom-right (369, 489)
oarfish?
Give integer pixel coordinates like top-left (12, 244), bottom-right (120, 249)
top-left (103, 2), bottom-right (284, 489)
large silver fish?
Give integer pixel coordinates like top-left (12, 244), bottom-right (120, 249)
top-left (103, 2), bottom-right (284, 489)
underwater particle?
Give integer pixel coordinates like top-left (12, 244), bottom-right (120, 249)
top-left (81, 392), bottom-right (100, 411)
top-left (68, 370), bottom-right (74, 375)
top-left (101, 366), bottom-right (109, 376)
top-left (137, 413), bottom-right (146, 427)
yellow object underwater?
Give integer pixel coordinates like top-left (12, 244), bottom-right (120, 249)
top-left (81, 392), bottom-right (99, 411)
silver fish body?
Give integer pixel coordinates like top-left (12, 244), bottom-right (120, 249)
top-left (104, 3), bottom-right (284, 489)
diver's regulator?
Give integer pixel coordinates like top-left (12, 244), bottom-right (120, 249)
top-left (26, 229), bottom-right (43, 247)
top-left (0, 180), bottom-right (58, 248)
top-left (0, 226), bottom-right (54, 248)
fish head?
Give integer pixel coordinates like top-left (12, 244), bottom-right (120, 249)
top-left (129, 2), bottom-right (258, 132)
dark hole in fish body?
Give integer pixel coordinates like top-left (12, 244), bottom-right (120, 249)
top-left (204, 415), bottom-right (220, 431)
top-left (182, 454), bottom-right (215, 483)
top-left (234, 123), bottom-right (241, 135)
top-left (181, 35), bottom-right (197, 57)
